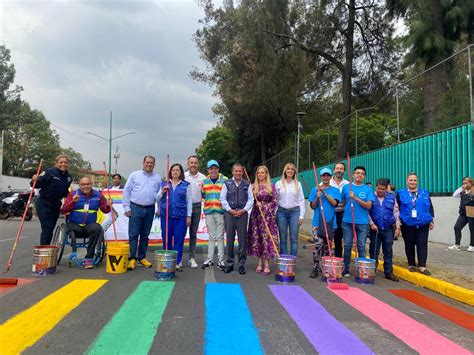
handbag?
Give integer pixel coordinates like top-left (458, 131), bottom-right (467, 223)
top-left (466, 205), bottom-right (474, 218)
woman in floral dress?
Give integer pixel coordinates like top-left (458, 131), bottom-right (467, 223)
top-left (247, 165), bottom-right (279, 275)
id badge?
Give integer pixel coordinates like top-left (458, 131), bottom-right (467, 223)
top-left (84, 203), bottom-right (89, 212)
top-left (411, 209), bottom-right (417, 218)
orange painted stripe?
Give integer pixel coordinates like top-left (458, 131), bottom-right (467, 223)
top-left (0, 278), bottom-right (37, 297)
top-left (390, 289), bottom-right (474, 332)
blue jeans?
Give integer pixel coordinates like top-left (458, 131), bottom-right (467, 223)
top-left (369, 228), bottom-right (394, 276)
top-left (277, 207), bottom-right (300, 256)
top-left (128, 203), bottom-right (155, 260)
top-left (342, 222), bottom-right (368, 271)
top-left (161, 217), bottom-right (187, 264)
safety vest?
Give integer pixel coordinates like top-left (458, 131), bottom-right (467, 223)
top-left (369, 193), bottom-right (396, 230)
top-left (68, 189), bottom-right (101, 225)
top-left (398, 188), bottom-right (433, 227)
top-left (160, 180), bottom-right (189, 219)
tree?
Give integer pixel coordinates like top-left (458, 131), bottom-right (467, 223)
top-left (387, 0), bottom-right (474, 130)
top-left (60, 147), bottom-right (92, 181)
top-left (195, 125), bottom-right (237, 177)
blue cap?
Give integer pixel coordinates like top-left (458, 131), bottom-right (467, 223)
top-left (320, 168), bottom-right (333, 176)
top-left (207, 160), bottom-right (219, 168)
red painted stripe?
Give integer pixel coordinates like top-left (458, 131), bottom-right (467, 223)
top-left (331, 287), bottom-right (471, 354)
top-left (0, 278), bottom-right (37, 296)
top-left (390, 289), bottom-right (474, 332)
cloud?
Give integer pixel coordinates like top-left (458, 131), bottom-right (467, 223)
top-left (1, 0), bottom-right (218, 177)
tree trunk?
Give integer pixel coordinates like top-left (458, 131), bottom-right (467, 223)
top-left (336, 0), bottom-right (355, 159)
top-left (422, 1), bottom-right (446, 131)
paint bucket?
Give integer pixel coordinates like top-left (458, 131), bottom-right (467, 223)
top-left (32, 245), bottom-right (59, 276)
top-left (106, 242), bottom-right (129, 274)
top-left (154, 250), bottom-right (177, 281)
top-left (354, 257), bottom-right (377, 285)
top-left (275, 254), bottom-right (296, 282)
top-left (321, 256), bottom-right (344, 283)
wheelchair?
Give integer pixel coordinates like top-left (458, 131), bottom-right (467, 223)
top-left (51, 217), bottom-right (106, 268)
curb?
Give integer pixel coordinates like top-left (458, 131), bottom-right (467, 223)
top-left (351, 252), bottom-right (474, 306)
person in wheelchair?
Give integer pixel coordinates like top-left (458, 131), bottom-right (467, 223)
top-left (61, 177), bottom-right (112, 269)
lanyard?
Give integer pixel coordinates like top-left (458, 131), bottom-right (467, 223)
top-left (410, 191), bottom-right (418, 209)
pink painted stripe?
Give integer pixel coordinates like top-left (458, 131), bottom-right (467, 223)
top-left (330, 287), bottom-right (470, 355)
top-left (0, 278), bottom-right (37, 297)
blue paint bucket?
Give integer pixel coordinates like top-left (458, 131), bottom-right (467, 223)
top-left (354, 257), bottom-right (376, 285)
top-left (275, 254), bottom-right (296, 282)
top-left (154, 250), bottom-right (177, 281)
top-left (32, 245), bottom-right (59, 276)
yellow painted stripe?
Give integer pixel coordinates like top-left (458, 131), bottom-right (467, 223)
top-left (351, 251), bottom-right (474, 306)
top-left (0, 279), bottom-right (107, 354)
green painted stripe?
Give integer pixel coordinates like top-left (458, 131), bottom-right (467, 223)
top-left (87, 281), bottom-right (175, 355)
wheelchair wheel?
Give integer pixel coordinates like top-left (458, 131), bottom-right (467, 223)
top-left (51, 223), bottom-right (67, 264)
top-left (95, 233), bottom-right (106, 264)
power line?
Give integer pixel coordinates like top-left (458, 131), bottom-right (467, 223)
top-left (49, 122), bottom-right (107, 145)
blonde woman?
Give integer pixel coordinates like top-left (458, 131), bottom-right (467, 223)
top-left (247, 166), bottom-right (278, 274)
top-left (275, 163), bottom-right (305, 256)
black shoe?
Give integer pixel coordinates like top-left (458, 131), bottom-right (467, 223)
top-left (216, 261), bottom-right (225, 271)
top-left (419, 268), bottom-right (432, 276)
top-left (224, 266), bottom-right (233, 273)
top-left (239, 266), bottom-right (246, 275)
top-left (385, 273), bottom-right (399, 282)
top-left (201, 260), bottom-right (214, 270)
top-left (408, 266), bottom-right (416, 272)
top-left (309, 269), bottom-right (318, 278)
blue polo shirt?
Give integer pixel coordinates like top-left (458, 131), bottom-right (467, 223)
top-left (308, 186), bottom-right (341, 229)
top-left (341, 183), bottom-right (375, 225)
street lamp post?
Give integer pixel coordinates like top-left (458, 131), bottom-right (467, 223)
top-left (296, 112), bottom-right (306, 172)
top-left (86, 111), bottom-right (135, 182)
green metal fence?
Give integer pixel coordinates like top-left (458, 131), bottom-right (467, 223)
top-left (273, 123), bottom-right (474, 196)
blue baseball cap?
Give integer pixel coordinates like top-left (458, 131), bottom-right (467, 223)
top-left (207, 160), bottom-right (219, 168)
top-left (320, 168), bottom-right (333, 176)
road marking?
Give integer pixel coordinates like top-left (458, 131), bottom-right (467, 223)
top-left (0, 279), bottom-right (107, 353)
top-left (205, 283), bottom-right (263, 355)
top-left (202, 249), bottom-right (216, 283)
top-left (0, 278), bottom-right (37, 297)
top-left (269, 285), bottom-right (373, 354)
top-left (87, 281), bottom-right (175, 355)
top-left (0, 236), bottom-right (28, 243)
top-left (390, 289), bottom-right (474, 332)
top-left (331, 287), bottom-right (471, 354)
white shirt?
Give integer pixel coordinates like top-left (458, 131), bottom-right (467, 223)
top-left (275, 179), bottom-right (305, 219)
top-left (184, 170), bottom-right (206, 203)
top-left (330, 177), bottom-right (349, 213)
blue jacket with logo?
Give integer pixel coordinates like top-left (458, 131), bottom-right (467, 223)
top-left (68, 189), bottom-right (101, 225)
top-left (397, 188), bottom-right (434, 227)
top-left (159, 180), bottom-right (190, 219)
top-left (369, 193), bottom-right (396, 230)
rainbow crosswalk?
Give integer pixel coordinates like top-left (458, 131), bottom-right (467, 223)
top-left (0, 279), bottom-right (472, 354)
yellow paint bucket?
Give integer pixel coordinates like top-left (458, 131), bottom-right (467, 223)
top-left (105, 242), bottom-right (129, 274)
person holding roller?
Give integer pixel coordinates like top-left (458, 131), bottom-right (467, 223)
top-left (157, 163), bottom-right (192, 272)
top-left (340, 165), bottom-right (375, 277)
top-left (31, 154), bottom-right (73, 245)
top-left (308, 168), bottom-right (340, 278)
top-left (368, 178), bottom-right (400, 281)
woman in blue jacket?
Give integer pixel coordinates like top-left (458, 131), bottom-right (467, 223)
top-left (157, 163), bottom-right (192, 271)
top-left (396, 172), bottom-right (434, 275)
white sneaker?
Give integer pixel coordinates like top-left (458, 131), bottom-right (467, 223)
top-left (447, 245), bottom-right (462, 251)
top-left (467, 246), bottom-right (474, 252)
top-left (188, 258), bottom-right (198, 268)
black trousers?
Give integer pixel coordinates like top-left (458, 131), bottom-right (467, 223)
top-left (333, 211), bottom-right (344, 258)
top-left (401, 224), bottom-right (430, 267)
top-left (454, 214), bottom-right (474, 246)
top-left (35, 197), bottom-right (61, 245)
top-left (188, 203), bottom-right (202, 258)
top-left (224, 211), bottom-right (248, 267)
top-left (67, 222), bottom-right (103, 258)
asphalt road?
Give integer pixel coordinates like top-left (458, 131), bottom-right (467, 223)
top-left (0, 219), bottom-right (473, 354)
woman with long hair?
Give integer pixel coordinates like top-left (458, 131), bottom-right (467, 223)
top-left (449, 177), bottom-right (474, 251)
top-left (396, 172), bottom-right (434, 275)
top-left (275, 163), bottom-right (305, 256)
top-left (247, 166), bottom-right (278, 274)
top-left (157, 163), bottom-right (192, 271)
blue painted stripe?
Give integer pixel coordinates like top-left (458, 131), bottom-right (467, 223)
top-left (205, 283), bottom-right (263, 355)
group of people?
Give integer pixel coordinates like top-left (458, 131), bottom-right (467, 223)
top-left (31, 154), bottom-right (473, 278)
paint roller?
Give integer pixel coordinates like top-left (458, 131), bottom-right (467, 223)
top-left (1, 159), bottom-right (43, 286)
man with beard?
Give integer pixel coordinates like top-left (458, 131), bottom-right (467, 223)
top-left (330, 162), bottom-right (349, 258)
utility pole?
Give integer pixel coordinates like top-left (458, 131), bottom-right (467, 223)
top-left (113, 145), bottom-right (120, 174)
top-left (86, 111), bottom-right (135, 182)
top-left (296, 112), bottom-right (306, 172)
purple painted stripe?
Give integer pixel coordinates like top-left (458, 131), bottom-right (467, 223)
top-left (269, 285), bottom-right (374, 355)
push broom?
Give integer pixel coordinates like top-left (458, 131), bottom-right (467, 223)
top-left (312, 163), bottom-right (348, 290)
top-left (347, 152), bottom-right (358, 259)
top-left (1, 159), bottom-right (43, 285)
top-left (243, 168), bottom-right (280, 258)
top-left (165, 154), bottom-right (170, 252)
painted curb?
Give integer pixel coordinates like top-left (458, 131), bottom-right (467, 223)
top-left (351, 251), bottom-right (474, 306)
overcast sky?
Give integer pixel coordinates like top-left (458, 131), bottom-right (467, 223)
top-left (1, 0), bottom-right (219, 177)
